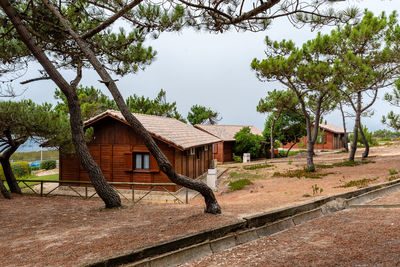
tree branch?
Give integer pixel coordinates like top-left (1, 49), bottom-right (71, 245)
top-left (81, 0), bottom-right (143, 39)
top-left (20, 76), bottom-right (51, 84)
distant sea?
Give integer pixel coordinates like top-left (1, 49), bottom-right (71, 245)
top-left (17, 139), bottom-right (53, 152)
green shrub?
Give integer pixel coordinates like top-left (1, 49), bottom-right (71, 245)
top-left (40, 160), bottom-right (56, 170)
top-left (389, 169), bottom-right (398, 175)
top-left (31, 166), bottom-right (40, 171)
top-left (232, 153), bottom-right (242, 163)
top-left (0, 161), bottom-right (31, 180)
top-left (234, 127), bottom-right (264, 158)
top-left (229, 178), bottom-right (252, 191)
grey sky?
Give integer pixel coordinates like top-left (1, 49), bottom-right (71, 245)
top-left (8, 0), bottom-right (400, 132)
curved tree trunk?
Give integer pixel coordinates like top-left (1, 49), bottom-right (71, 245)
top-left (1, 0), bottom-right (121, 208)
top-left (0, 179), bottom-right (11, 199)
top-left (359, 123), bottom-right (369, 159)
top-left (0, 158), bottom-right (21, 194)
top-left (43, 1), bottom-right (221, 214)
top-left (339, 102), bottom-right (348, 152)
top-left (0, 137), bottom-right (24, 194)
top-left (285, 142), bottom-right (297, 157)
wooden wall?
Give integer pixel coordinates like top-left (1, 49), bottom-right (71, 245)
top-left (282, 131), bottom-right (346, 150)
top-left (212, 141), bottom-right (235, 162)
top-left (60, 117), bottom-right (213, 191)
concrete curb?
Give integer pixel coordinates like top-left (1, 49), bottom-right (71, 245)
top-left (349, 204), bottom-right (400, 209)
top-left (86, 178), bottom-right (400, 267)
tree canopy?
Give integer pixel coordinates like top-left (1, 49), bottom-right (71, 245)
top-left (54, 86), bottom-right (117, 121)
top-left (126, 89), bottom-right (186, 122)
top-left (234, 127), bottom-right (264, 159)
top-left (187, 105), bottom-right (220, 125)
top-left (0, 100), bottom-right (68, 198)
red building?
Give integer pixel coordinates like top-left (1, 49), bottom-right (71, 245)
top-left (282, 122), bottom-right (348, 150)
top-left (195, 125), bottom-right (263, 163)
top-left (59, 110), bottom-right (220, 191)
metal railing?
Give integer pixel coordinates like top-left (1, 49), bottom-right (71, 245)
top-left (2, 179), bottom-right (188, 204)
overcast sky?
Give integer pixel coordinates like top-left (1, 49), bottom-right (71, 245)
top-left (7, 0), bottom-right (400, 133)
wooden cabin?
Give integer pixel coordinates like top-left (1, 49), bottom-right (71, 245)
top-left (282, 122), bottom-right (348, 150)
top-left (59, 110), bottom-right (220, 191)
top-left (194, 125), bottom-right (263, 163)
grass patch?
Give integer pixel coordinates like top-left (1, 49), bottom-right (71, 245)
top-left (229, 171), bottom-right (261, 180)
top-left (338, 178), bottom-right (378, 188)
top-left (302, 194), bottom-right (312, 197)
top-left (228, 179), bottom-right (252, 191)
top-left (243, 164), bottom-right (273, 170)
top-left (389, 169), bottom-right (398, 175)
top-left (3, 174), bottom-right (59, 190)
top-left (335, 149), bottom-right (348, 154)
top-left (286, 150), bottom-right (307, 157)
top-left (332, 160), bottom-right (374, 167)
top-left (273, 168), bottom-right (331, 179)
top-left (315, 164), bottom-right (334, 169)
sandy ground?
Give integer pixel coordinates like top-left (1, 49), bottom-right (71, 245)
top-left (184, 208), bottom-right (400, 266)
top-left (1, 144), bottom-right (400, 266)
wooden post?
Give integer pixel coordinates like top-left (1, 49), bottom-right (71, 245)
top-left (40, 182), bottom-right (43, 197)
top-left (185, 188), bottom-right (188, 204)
top-left (85, 186), bottom-right (88, 199)
top-left (132, 184), bottom-right (134, 202)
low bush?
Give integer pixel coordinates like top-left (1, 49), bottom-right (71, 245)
top-left (232, 153), bottom-right (242, 163)
top-left (31, 166), bottom-right (40, 171)
top-left (0, 161), bottom-right (31, 180)
top-left (229, 178), bottom-right (252, 191)
top-left (40, 160), bottom-right (56, 170)
top-left (389, 169), bottom-right (398, 175)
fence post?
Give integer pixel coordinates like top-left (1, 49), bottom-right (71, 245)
top-left (185, 188), bottom-right (188, 204)
top-left (132, 184), bottom-right (134, 202)
top-left (40, 182), bottom-right (43, 197)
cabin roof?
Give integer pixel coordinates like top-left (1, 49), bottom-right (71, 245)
top-left (85, 110), bottom-right (221, 150)
top-left (318, 122), bottom-right (348, 134)
top-left (194, 124), bottom-right (263, 142)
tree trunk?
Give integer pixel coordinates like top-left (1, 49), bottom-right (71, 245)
top-left (0, 0), bottom-right (121, 208)
top-left (0, 158), bottom-right (21, 194)
top-left (305, 118), bottom-right (316, 171)
top-left (0, 179), bottom-right (11, 199)
top-left (285, 142), bottom-right (297, 157)
top-left (0, 141), bottom-right (23, 194)
top-left (43, 1), bottom-right (221, 214)
top-left (359, 123), bottom-right (369, 159)
top-left (339, 102), bottom-right (348, 152)
top-left (270, 119), bottom-right (276, 159)
top-left (349, 93), bottom-right (362, 162)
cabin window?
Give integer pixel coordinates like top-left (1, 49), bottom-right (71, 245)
top-left (135, 153), bottom-right (150, 170)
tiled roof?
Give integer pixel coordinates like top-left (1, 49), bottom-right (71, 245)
top-left (195, 124), bottom-right (263, 141)
top-left (85, 110), bottom-right (221, 150)
top-left (318, 122), bottom-right (347, 134)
